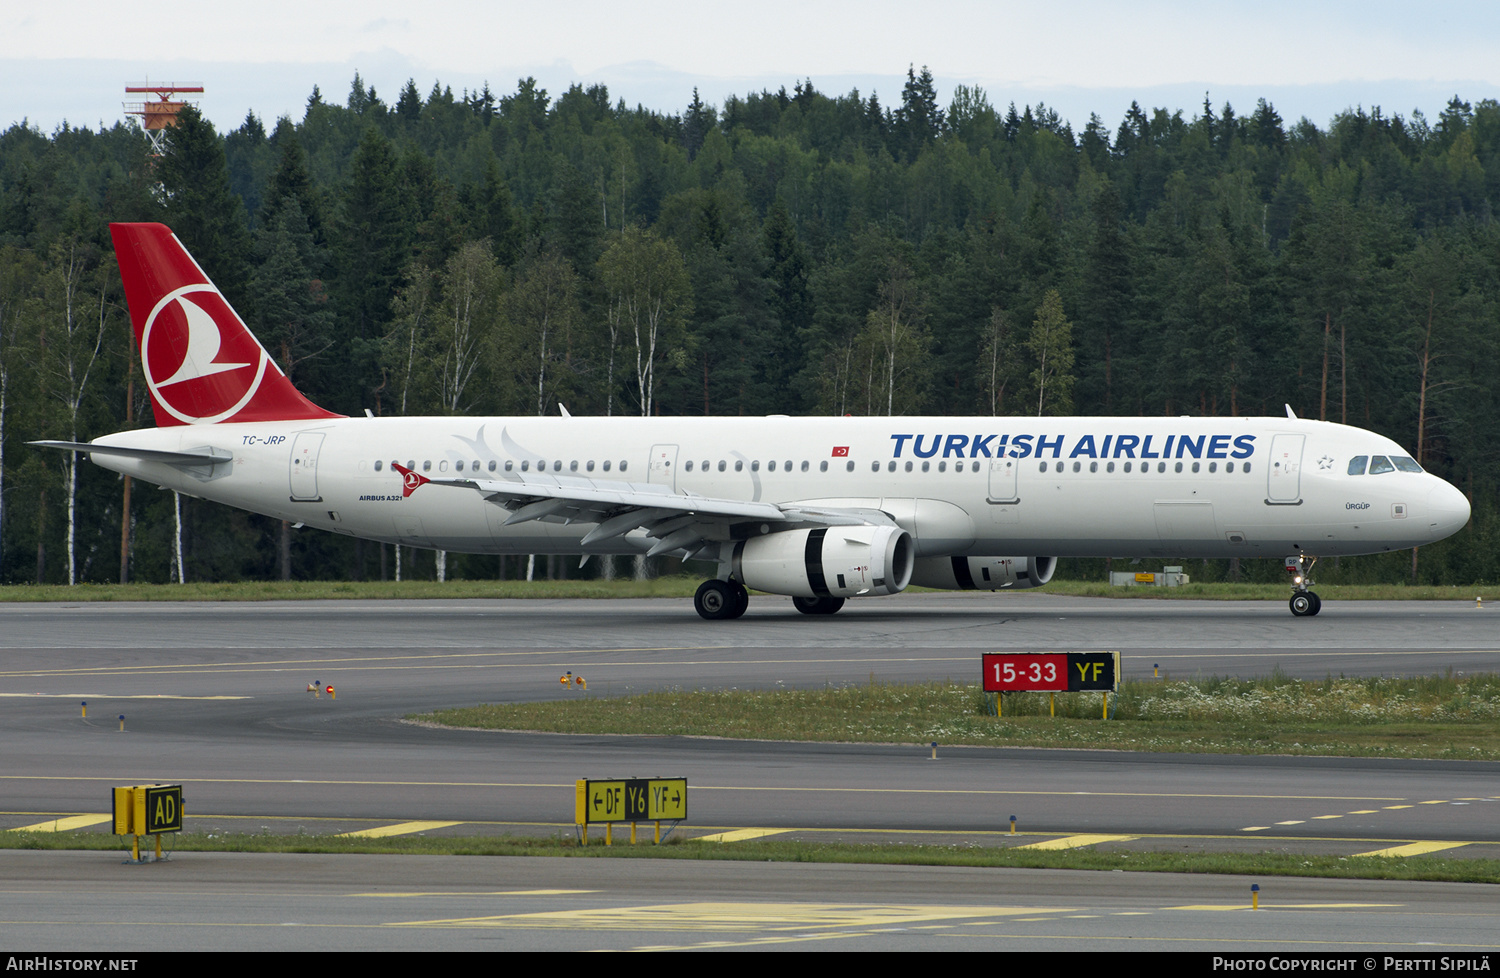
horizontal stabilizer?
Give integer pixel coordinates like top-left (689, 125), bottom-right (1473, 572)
top-left (30, 441), bottom-right (232, 467)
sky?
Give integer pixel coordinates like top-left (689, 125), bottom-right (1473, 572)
top-left (2, 1), bottom-right (1496, 136)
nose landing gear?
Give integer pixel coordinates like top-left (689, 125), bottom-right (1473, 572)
top-left (1287, 555), bottom-right (1322, 617)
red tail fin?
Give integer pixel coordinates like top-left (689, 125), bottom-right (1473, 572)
top-left (110, 222), bottom-right (343, 426)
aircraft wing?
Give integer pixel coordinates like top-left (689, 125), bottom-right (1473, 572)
top-left (425, 474), bottom-right (895, 558)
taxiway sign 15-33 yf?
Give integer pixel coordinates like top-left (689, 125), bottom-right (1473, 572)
top-left (33, 224), bottom-right (1471, 619)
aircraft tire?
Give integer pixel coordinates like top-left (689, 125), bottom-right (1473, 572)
top-left (1289, 591), bottom-right (1315, 617)
top-left (792, 596), bottom-right (846, 616)
top-left (728, 581), bottom-right (750, 619)
top-left (694, 580), bottom-right (737, 620)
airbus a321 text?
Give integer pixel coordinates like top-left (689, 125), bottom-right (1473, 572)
top-left (34, 224), bottom-right (1472, 619)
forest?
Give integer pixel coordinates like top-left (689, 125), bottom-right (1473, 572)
top-left (0, 68), bottom-right (1497, 586)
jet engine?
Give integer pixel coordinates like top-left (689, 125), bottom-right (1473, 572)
top-left (733, 526), bottom-right (914, 598)
top-left (909, 555), bottom-right (1057, 590)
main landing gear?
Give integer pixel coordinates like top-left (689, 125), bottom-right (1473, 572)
top-left (694, 579), bottom-right (749, 620)
top-left (792, 596), bottom-right (845, 616)
top-left (1287, 555), bottom-right (1322, 617)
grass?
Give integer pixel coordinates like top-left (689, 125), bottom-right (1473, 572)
top-left (0, 577), bottom-right (1490, 602)
top-left (5, 830), bottom-right (1497, 884)
top-left (419, 671), bottom-right (1500, 759)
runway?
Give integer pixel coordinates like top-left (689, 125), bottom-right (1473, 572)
top-left (2, 592), bottom-right (1498, 951)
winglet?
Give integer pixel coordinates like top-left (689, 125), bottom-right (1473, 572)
top-left (1285, 404), bottom-right (1298, 420)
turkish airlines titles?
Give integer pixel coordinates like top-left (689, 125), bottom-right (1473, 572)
top-left (888, 432), bottom-right (1258, 461)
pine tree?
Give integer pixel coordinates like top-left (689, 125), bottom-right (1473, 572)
top-left (157, 106), bottom-right (254, 312)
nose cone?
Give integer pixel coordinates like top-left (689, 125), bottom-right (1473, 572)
top-left (1424, 479), bottom-right (1471, 541)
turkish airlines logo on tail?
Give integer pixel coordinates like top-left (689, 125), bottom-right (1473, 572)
top-left (392, 463), bottom-right (429, 497)
top-left (142, 285), bottom-right (270, 424)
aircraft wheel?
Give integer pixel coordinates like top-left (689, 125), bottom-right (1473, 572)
top-left (1289, 591), bottom-right (1315, 617)
top-left (792, 595), bottom-right (846, 616)
top-left (1308, 591), bottom-right (1322, 616)
top-left (727, 581), bottom-right (750, 619)
top-left (695, 580), bottom-right (737, 620)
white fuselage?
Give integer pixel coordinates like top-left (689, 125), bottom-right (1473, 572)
top-left (87, 414), bottom-right (1471, 562)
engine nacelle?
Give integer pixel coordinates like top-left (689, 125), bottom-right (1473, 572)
top-left (910, 555), bottom-right (1057, 591)
top-left (733, 526), bottom-right (914, 598)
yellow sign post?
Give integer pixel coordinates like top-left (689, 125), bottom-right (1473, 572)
top-left (574, 777), bottom-right (687, 846)
top-left (112, 784), bottom-right (183, 862)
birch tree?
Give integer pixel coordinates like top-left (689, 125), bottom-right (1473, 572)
top-left (598, 227), bottom-right (689, 416)
top-left (435, 240), bottom-right (501, 415)
top-left (507, 249), bottom-right (580, 418)
top-left (39, 241), bottom-right (113, 585)
top-left (1028, 289), bottom-right (1075, 417)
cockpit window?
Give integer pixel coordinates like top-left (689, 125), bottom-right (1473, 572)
top-left (1369, 456), bottom-right (1395, 475)
top-left (1347, 456), bottom-right (1368, 475)
top-left (1392, 456), bottom-right (1423, 473)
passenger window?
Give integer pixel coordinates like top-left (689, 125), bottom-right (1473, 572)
top-left (423, 460), bottom-right (432, 472)
top-left (1072, 461), bottom-right (1081, 473)
top-left (1039, 461), bottom-right (1048, 473)
top-left (888, 461), bottom-right (896, 472)
top-left (406, 460), bottom-right (415, 470)
top-left (1174, 461), bottom-right (1182, 473)
top-left (751, 460), bottom-right (760, 472)
top-left (939, 461), bottom-right (948, 472)
top-left (1243, 462), bottom-right (1251, 473)
top-left (569, 460), bottom-right (578, 472)
top-left (503, 460), bottom-right (512, 471)
top-left (602, 460), bottom-right (611, 472)
top-left (785, 460), bottom-right (792, 471)
top-left (1208, 462), bottom-right (1218, 473)
top-left (905, 461), bottom-right (913, 472)
top-left (455, 460), bottom-right (464, 472)
top-left (554, 461), bottom-right (563, 472)
top-left (619, 461), bottom-right (628, 472)
top-left (1157, 462), bottom-right (1166, 473)
top-left (1123, 461), bottom-right (1132, 473)
top-left (921, 461), bottom-right (930, 473)
top-left (1226, 462), bottom-right (1234, 473)
top-left (1392, 456), bottom-right (1423, 473)
top-left (821, 460), bottom-right (829, 472)
top-left (1107, 462), bottom-right (1115, 473)
top-left (1348, 456), bottom-right (1368, 475)
top-left (1192, 462), bottom-right (1200, 473)
top-left (765, 460), bottom-right (774, 472)
top-left (801, 460), bottom-right (810, 472)
top-left (717, 460), bottom-right (726, 472)
top-left (1090, 462), bottom-right (1098, 473)
top-left (872, 461), bottom-right (880, 472)
top-left (735, 460), bottom-right (744, 472)
top-left (846, 460), bottom-right (855, 472)
top-left (1369, 456), bottom-right (1394, 475)
top-left (587, 460), bottom-right (595, 472)
top-left (374, 460), bottom-right (383, 471)
top-left (685, 460), bottom-right (693, 472)
top-left (521, 460), bottom-right (530, 472)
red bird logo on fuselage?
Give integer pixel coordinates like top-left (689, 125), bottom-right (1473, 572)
top-left (392, 463), bottom-right (429, 498)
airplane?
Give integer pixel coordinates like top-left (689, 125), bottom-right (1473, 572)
top-left (33, 223), bottom-right (1472, 620)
